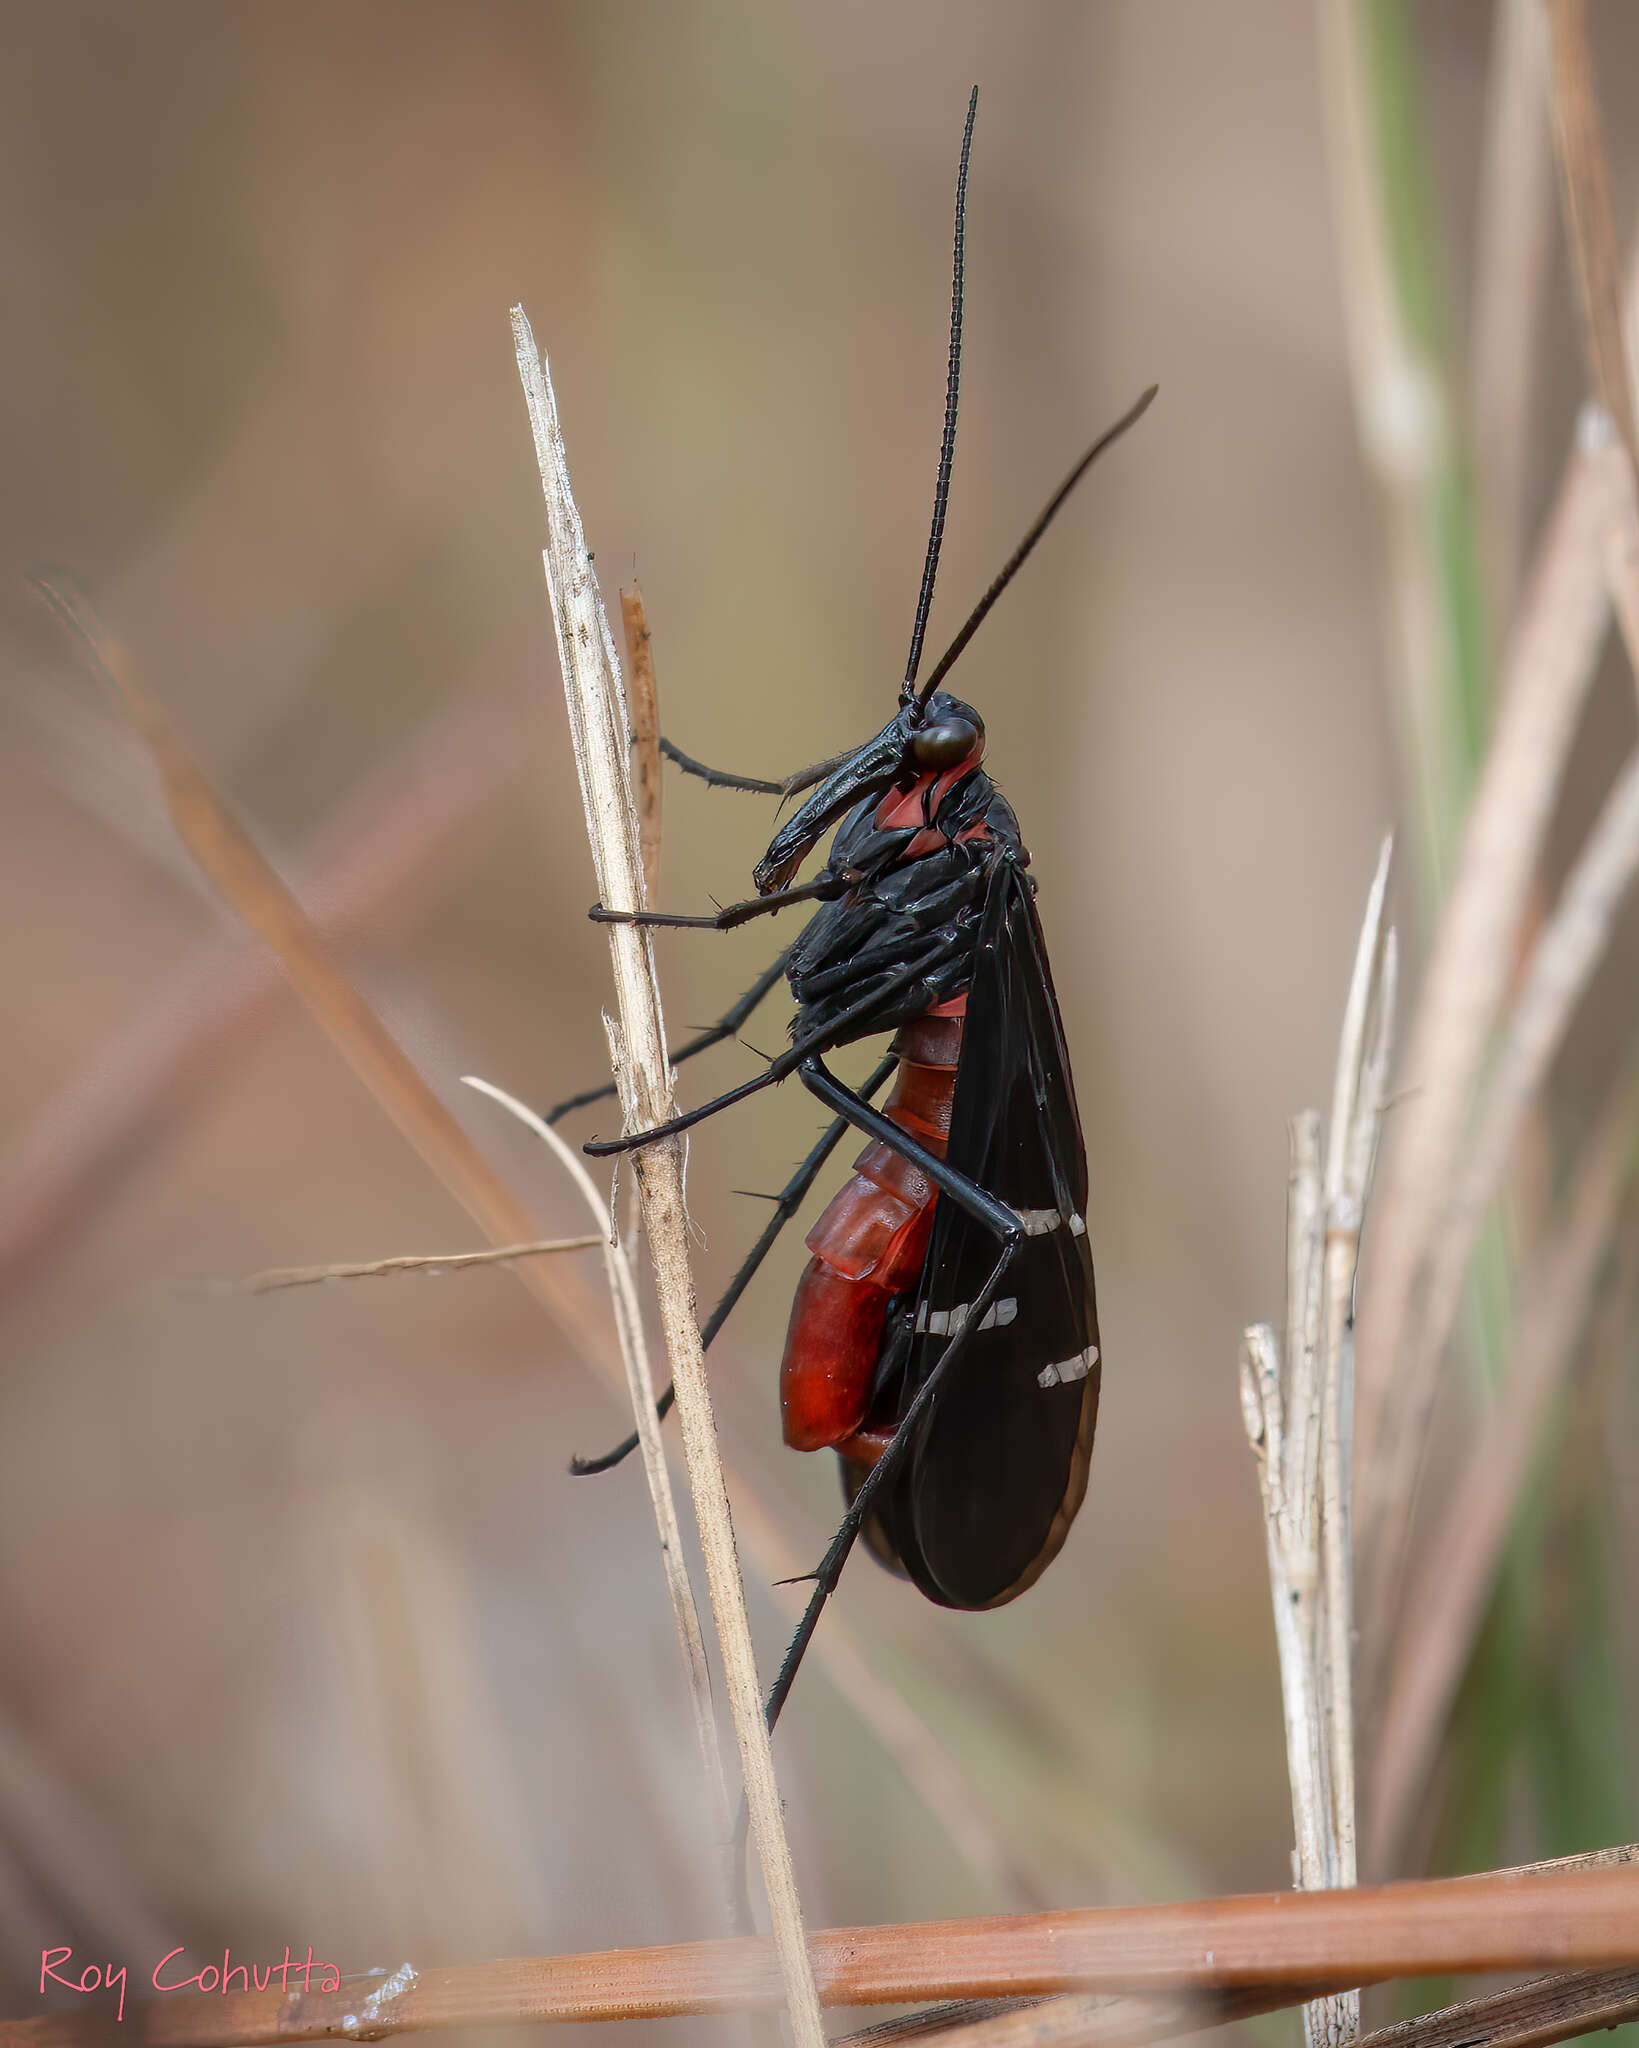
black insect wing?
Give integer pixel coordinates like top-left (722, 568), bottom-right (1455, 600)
top-left (868, 856), bottom-right (1101, 1609)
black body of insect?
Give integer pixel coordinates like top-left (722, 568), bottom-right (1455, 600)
top-left (550, 87), bottom-right (1153, 1732)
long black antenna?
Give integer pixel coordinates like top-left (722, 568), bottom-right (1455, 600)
top-left (901, 85), bottom-right (979, 706)
top-left (917, 382), bottom-right (1158, 703)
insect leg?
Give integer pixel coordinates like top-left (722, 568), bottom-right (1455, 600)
top-left (583, 934), bottom-right (957, 1157)
top-left (568, 1054), bottom-right (897, 1476)
top-left (589, 872), bottom-right (845, 931)
top-left (658, 736), bottom-right (785, 793)
top-left (661, 735), bottom-right (858, 800)
top-left (544, 945), bottom-right (794, 1125)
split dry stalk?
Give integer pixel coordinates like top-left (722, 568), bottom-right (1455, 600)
top-left (460, 1076), bottom-right (736, 1908)
top-left (1241, 840), bottom-right (1395, 2048)
top-left (510, 305), bottom-right (824, 2048)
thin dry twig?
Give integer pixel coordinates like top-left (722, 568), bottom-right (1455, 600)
top-left (14, 1861), bottom-right (1639, 2047)
top-left (231, 1235), bottom-right (606, 1293)
top-left (1367, 1056), bottom-right (1639, 1871)
top-left (510, 305), bottom-right (824, 2048)
top-left (1240, 841), bottom-right (1394, 2048)
top-left (460, 1074), bottom-right (737, 1912)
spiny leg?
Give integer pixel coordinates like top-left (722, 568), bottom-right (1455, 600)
top-left (658, 736), bottom-right (785, 794)
top-left (568, 1054), bottom-right (897, 1476)
top-left (660, 735), bottom-right (857, 800)
top-left (544, 945), bottom-right (794, 1126)
top-left (589, 871), bottom-right (846, 932)
top-left (583, 932), bottom-right (960, 1157)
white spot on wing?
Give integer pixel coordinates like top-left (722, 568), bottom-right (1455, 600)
top-left (1037, 1344), bottom-right (1099, 1390)
top-left (916, 1297), bottom-right (1018, 1336)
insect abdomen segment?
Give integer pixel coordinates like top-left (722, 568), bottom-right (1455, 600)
top-left (779, 1008), bottom-right (964, 1455)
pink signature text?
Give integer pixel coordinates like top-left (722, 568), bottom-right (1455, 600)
top-left (41, 1946), bottom-right (343, 2023)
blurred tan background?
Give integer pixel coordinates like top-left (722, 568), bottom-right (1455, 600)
top-left (1, 4), bottom-right (1631, 2043)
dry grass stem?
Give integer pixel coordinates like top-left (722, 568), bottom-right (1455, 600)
top-left (1545, 0), bottom-right (1639, 476)
top-left (1240, 841), bottom-right (1393, 2048)
top-left (510, 304), bottom-right (824, 2046)
top-left (1352, 1968), bottom-right (1639, 2048)
top-left (841, 1853), bottom-right (1639, 2048)
top-left (1385, 741), bottom-right (1639, 1456)
top-left (13, 1862), bottom-right (1639, 2046)
top-left (1472, 0), bottom-right (1553, 625)
top-left (849, 1987), bottom-right (1322, 2048)
top-left (1352, 426), bottom-right (1626, 1670)
top-left (1367, 1058), bottom-right (1639, 1871)
top-left (866, 1961), bottom-right (1639, 2048)
top-left (460, 1074), bottom-right (736, 1908)
top-left (28, 579), bottom-right (582, 1317)
top-left (1311, 0), bottom-right (1450, 864)
top-left (231, 1235), bottom-right (606, 1292)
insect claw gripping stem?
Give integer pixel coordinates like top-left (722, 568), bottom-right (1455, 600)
top-left (543, 947), bottom-right (792, 1127)
top-left (581, 936), bottom-right (960, 1157)
top-left (587, 873), bottom-right (844, 932)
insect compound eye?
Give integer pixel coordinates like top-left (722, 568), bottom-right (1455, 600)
top-left (909, 716), bottom-right (980, 772)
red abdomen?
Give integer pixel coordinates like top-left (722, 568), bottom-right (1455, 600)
top-left (779, 1009), bottom-right (964, 1456)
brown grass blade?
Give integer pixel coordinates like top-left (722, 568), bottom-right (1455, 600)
top-left (13, 1863), bottom-right (1639, 2046)
top-left (0, 665), bottom-right (537, 1294)
top-left (850, 1967), bottom-right (1639, 2048)
top-left (31, 578), bottom-right (550, 1261)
